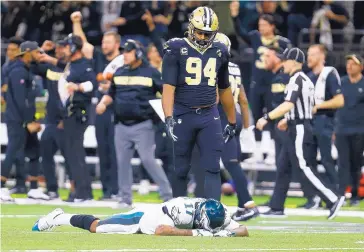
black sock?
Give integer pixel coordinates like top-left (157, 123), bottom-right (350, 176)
top-left (1, 181), bottom-right (6, 188)
top-left (30, 181), bottom-right (38, 189)
top-left (70, 215), bottom-right (98, 231)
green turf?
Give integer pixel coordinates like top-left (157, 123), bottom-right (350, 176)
top-left (1, 194), bottom-right (364, 252)
top-left (10, 189), bottom-right (364, 210)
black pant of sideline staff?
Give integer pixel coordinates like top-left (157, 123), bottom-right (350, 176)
top-left (270, 121), bottom-right (340, 212)
top-left (336, 133), bottom-right (364, 200)
top-left (63, 114), bottom-right (92, 200)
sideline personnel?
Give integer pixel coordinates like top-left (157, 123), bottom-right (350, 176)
top-left (336, 55), bottom-right (364, 206)
top-left (96, 40), bottom-right (172, 207)
top-left (0, 41), bottom-right (49, 201)
top-left (256, 47), bottom-right (345, 220)
top-left (60, 34), bottom-right (97, 202)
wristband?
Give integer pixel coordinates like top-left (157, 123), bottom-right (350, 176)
top-left (263, 113), bottom-right (272, 121)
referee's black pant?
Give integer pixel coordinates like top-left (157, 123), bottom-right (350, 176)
top-left (336, 133), bottom-right (364, 199)
top-left (270, 120), bottom-right (339, 211)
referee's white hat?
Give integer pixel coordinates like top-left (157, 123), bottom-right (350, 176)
top-left (283, 47), bottom-right (305, 64)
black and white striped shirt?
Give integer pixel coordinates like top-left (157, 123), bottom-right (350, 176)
top-left (284, 71), bottom-right (315, 121)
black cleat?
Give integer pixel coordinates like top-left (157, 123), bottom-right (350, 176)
top-left (9, 186), bottom-right (27, 194)
top-left (261, 209), bottom-right (286, 218)
top-left (328, 196), bottom-right (345, 220)
top-left (64, 192), bottom-right (76, 202)
top-left (232, 207), bottom-right (259, 221)
top-left (350, 197), bottom-right (360, 207)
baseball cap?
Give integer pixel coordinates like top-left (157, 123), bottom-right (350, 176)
top-left (266, 45), bottom-right (285, 60)
top-left (282, 47), bottom-right (305, 64)
top-left (16, 41), bottom-right (43, 56)
top-left (8, 37), bottom-right (24, 46)
top-left (345, 54), bottom-right (363, 65)
top-left (60, 34), bottom-right (83, 50)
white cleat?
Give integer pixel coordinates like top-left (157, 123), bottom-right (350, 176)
top-left (0, 188), bottom-right (14, 202)
top-left (264, 153), bottom-right (276, 166)
top-left (28, 188), bottom-right (50, 200)
top-left (32, 208), bottom-right (64, 231)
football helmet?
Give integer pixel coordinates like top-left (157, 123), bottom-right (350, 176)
top-left (214, 32), bottom-right (231, 54)
top-left (188, 7), bottom-right (219, 50)
top-left (194, 199), bottom-right (225, 233)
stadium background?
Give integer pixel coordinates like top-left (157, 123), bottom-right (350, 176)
top-left (1, 0), bottom-right (364, 195)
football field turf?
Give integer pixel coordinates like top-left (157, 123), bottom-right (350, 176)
top-left (1, 192), bottom-right (364, 252)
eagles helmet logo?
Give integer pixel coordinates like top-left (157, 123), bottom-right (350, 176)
top-left (187, 7), bottom-right (219, 51)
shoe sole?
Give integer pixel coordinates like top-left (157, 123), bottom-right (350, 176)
top-left (328, 196), bottom-right (345, 220)
top-left (28, 196), bottom-right (50, 201)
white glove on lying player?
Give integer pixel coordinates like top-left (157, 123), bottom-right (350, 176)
top-left (213, 230), bottom-right (235, 237)
top-left (192, 229), bottom-right (213, 237)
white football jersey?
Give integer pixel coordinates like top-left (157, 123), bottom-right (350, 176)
top-left (228, 62), bottom-right (242, 104)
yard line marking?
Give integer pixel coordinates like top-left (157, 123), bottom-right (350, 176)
top-left (8, 249), bottom-right (364, 252)
top-left (0, 215), bottom-right (109, 218)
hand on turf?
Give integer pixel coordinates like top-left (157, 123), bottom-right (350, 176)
top-left (192, 229), bottom-right (213, 237)
top-left (165, 116), bottom-right (178, 142)
top-left (223, 123), bottom-right (236, 143)
top-left (214, 230), bottom-right (235, 237)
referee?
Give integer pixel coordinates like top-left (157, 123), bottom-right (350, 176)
top-left (256, 48), bottom-right (345, 220)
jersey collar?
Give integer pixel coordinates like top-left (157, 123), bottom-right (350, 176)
top-left (183, 38), bottom-right (212, 55)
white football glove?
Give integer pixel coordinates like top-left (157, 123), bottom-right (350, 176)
top-left (213, 230), bottom-right (235, 237)
top-left (192, 229), bottom-right (213, 237)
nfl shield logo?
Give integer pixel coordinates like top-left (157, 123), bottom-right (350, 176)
top-left (20, 79), bottom-right (24, 84)
top-left (178, 119), bottom-right (182, 124)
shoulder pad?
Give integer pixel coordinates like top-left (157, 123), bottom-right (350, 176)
top-left (164, 38), bottom-right (185, 53)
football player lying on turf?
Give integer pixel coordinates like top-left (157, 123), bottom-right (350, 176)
top-left (32, 197), bottom-right (248, 237)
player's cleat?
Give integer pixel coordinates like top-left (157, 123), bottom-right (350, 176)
top-left (47, 191), bottom-right (60, 200)
top-left (64, 192), bottom-right (76, 202)
top-left (350, 198), bottom-right (360, 207)
top-left (117, 201), bottom-right (133, 209)
top-left (232, 207), bottom-right (259, 221)
top-left (9, 186), bottom-right (27, 194)
top-left (298, 196), bottom-right (321, 209)
top-left (261, 209), bottom-right (286, 218)
top-left (32, 208), bottom-right (64, 231)
top-left (27, 188), bottom-right (50, 200)
top-left (0, 188), bottom-right (14, 202)
top-left (328, 196), bottom-right (345, 220)
top-left (263, 153), bottom-right (276, 165)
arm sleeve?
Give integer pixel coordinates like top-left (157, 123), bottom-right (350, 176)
top-left (327, 71), bottom-right (342, 96)
top-left (9, 69), bottom-right (28, 122)
top-left (29, 63), bottom-right (50, 77)
top-left (161, 51), bottom-right (178, 86)
top-left (217, 60), bottom-right (230, 90)
top-left (152, 68), bottom-right (164, 93)
top-left (232, 16), bottom-right (253, 45)
top-left (56, 60), bottom-right (67, 70)
top-left (82, 67), bottom-right (98, 93)
top-left (150, 29), bottom-right (164, 58)
top-left (107, 81), bottom-right (116, 99)
top-left (284, 77), bottom-right (302, 103)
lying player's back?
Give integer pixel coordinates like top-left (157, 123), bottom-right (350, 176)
top-left (162, 38), bottom-right (229, 108)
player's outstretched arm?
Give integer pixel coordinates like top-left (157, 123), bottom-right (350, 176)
top-left (231, 225), bottom-right (249, 237)
top-left (155, 225), bottom-right (213, 237)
